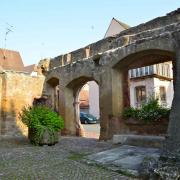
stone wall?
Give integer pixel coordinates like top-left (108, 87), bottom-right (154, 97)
top-left (0, 71), bottom-right (45, 136)
top-left (42, 9), bottom-right (180, 140)
top-left (44, 8), bottom-right (180, 71)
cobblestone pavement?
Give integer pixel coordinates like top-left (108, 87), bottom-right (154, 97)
top-left (0, 136), bottom-right (136, 180)
top-left (84, 131), bottom-right (99, 139)
top-left (83, 124), bottom-right (100, 139)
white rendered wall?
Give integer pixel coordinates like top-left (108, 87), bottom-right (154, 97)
top-left (129, 78), bottom-right (154, 108)
top-left (153, 78), bottom-right (174, 107)
top-left (104, 19), bottom-right (126, 38)
top-left (88, 81), bottom-right (100, 118)
top-left (129, 77), bottom-right (174, 108)
top-left (81, 83), bottom-right (89, 91)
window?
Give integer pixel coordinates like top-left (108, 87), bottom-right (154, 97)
top-left (156, 64), bottom-right (160, 75)
top-left (139, 67), bottom-right (144, 76)
top-left (135, 86), bottom-right (146, 107)
top-left (136, 68), bottom-right (139, 77)
top-left (162, 65), bottom-right (165, 76)
top-left (156, 63), bottom-right (171, 77)
top-left (164, 64), bottom-right (170, 77)
top-left (130, 69), bottom-right (134, 78)
top-left (149, 65), bottom-right (154, 74)
top-left (145, 66), bottom-right (149, 75)
top-left (159, 86), bottom-right (166, 102)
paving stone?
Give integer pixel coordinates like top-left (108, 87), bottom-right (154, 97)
top-left (113, 134), bottom-right (165, 148)
top-left (0, 136), bottom-right (134, 180)
top-left (87, 145), bottom-right (160, 177)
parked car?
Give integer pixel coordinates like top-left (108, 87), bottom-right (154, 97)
top-left (80, 112), bottom-right (97, 124)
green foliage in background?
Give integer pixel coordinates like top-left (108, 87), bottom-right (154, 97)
top-left (123, 98), bottom-right (170, 122)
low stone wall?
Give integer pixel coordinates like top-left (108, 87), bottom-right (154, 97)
top-left (125, 118), bottom-right (169, 135)
top-left (107, 117), bottom-right (168, 139)
top-left (0, 71), bottom-right (45, 136)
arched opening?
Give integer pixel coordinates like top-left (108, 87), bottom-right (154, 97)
top-left (112, 49), bottom-right (175, 136)
top-left (66, 77), bottom-right (100, 139)
top-left (46, 77), bottom-right (60, 113)
top-left (78, 81), bottom-right (100, 139)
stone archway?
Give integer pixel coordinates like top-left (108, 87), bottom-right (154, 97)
top-left (64, 76), bottom-right (100, 137)
top-left (41, 13), bottom-right (180, 173)
top-left (77, 81), bottom-right (100, 138)
top-left (109, 48), bottom-right (175, 137)
top-left (43, 27), bottom-right (180, 142)
top-left (114, 49), bottom-right (175, 105)
top-left (46, 77), bottom-right (60, 112)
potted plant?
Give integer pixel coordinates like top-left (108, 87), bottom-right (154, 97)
top-left (19, 105), bottom-right (64, 146)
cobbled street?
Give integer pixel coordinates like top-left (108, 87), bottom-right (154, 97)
top-left (83, 123), bottom-right (100, 139)
top-left (0, 136), bottom-right (134, 180)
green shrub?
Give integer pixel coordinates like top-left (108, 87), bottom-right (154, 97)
top-left (123, 98), bottom-right (170, 122)
top-left (19, 105), bottom-right (64, 145)
top-left (123, 107), bottom-right (139, 119)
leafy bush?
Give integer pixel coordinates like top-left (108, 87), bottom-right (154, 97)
top-left (19, 105), bottom-right (64, 145)
top-left (123, 107), bottom-right (140, 120)
top-left (123, 98), bottom-right (170, 122)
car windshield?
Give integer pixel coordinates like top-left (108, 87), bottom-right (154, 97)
top-left (85, 114), bottom-right (95, 119)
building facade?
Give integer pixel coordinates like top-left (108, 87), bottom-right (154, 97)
top-left (129, 62), bottom-right (174, 108)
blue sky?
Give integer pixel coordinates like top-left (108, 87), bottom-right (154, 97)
top-left (0, 1), bottom-right (179, 65)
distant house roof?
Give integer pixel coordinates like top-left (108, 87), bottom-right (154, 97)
top-left (24, 64), bottom-right (37, 73)
top-left (0, 48), bottom-right (24, 71)
top-left (104, 18), bottom-right (130, 38)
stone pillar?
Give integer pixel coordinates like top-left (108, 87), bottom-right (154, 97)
top-left (99, 68), bottom-right (127, 140)
top-left (154, 32), bottom-right (180, 179)
top-left (123, 70), bottom-right (130, 108)
top-left (164, 32), bottom-right (180, 155)
top-left (99, 69), bottom-right (112, 140)
top-left (61, 86), bottom-right (72, 135)
top-left (59, 86), bottom-right (76, 135)
top-left (59, 85), bottom-right (85, 136)
top-left (73, 100), bottom-right (85, 137)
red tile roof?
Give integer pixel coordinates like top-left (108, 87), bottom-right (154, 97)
top-left (0, 48), bottom-right (24, 71)
top-left (24, 64), bottom-right (37, 73)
